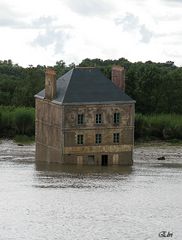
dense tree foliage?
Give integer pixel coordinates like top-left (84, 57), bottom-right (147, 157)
top-left (0, 60), bottom-right (73, 107)
top-left (79, 58), bottom-right (182, 114)
top-left (0, 58), bottom-right (182, 114)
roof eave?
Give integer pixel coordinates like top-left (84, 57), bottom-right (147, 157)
top-left (34, 94), bottom-right (44, 100)
top-left (62, 100), bottom-right (136, 106)
top-left (35, 92), bottom-right (135, 105)
top-left (34, 95), bottom-right (63, 105)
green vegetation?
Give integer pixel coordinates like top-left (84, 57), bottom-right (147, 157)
top-left (0, 60), bottom-right (74, 107)
top-left (1, 106), bottom-right (181, 142)
top-left (0, 58), bottom-right (182, 141)
top-left (135, 114), bottom-right (182, 141)
top-left (0, 58), bottom-right (182, 114)
top-left (0, 106), bottom-right (35, 138)
top-left (14, 135), bottom-right (35, 145)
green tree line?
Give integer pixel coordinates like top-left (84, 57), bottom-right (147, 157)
top-left (0, 58), bottom-right (182, 141)
top-left (0, 60), bottom-right (74, 108)
top-left (79, 58), bottom-right (182, 114)
top-left (0, 58), bottom-right (181, 114)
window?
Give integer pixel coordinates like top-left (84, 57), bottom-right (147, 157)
top-left (95, 134), bottom-right (102, 144)
top-left (113, 112), bottom-right (120, 124)
top-left (96, 114), bottom-right (102, 124)
top-left (77, 134), bottom-right (83, 144)
top-left (77, 114), bottom-right (84, 125)
top-left (113, 133), bottom-right (120, 143)
top-left (87, 155), bottom-right (95, 165)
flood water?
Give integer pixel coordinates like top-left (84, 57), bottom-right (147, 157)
top-left (0, 140), bottom-right (182, 240)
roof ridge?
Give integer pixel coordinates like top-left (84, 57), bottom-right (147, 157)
top-left (75, 66), bottom-right (96, 69)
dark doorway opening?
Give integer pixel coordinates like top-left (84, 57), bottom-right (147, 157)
top-left (101, 155), bottom-right (108, 166)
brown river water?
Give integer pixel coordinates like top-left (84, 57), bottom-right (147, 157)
top-left (0, 140), bottom-right (182, 240)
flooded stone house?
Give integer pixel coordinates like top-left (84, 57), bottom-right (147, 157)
top-left (35, 66), bottom-right (135, 165)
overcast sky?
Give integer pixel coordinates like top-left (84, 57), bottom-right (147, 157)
top-left (0, 0), bottom-right (182, 67)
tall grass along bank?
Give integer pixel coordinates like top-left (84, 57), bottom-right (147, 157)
top-left (0, 106), bottom-right (35, 138)
top-left (0, 106), bottom-right (181, 141)
top-left (135, 113), bottom-right (182, 141)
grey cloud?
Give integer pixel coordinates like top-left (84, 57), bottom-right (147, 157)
top-left (31, 16), bottom-right (72, 53)
top-left (0, 3), bottom-right (72, 30)
top-left (0, 2), bottom-right (72, 54)
top-left (0, 14), bottom-right (72, 30)
top-left (0, 3), bottom-right (27, 28)
top-left (115, 13), bottom-right (139, 31)
top-left (140, 25), bottom-right (153, 43)
top-left (0, 18), bottom-right (28, 28)
top-left (156, 31), bottom-right (182, 37)
top-left (32, 16), bottom-right (56, 28)
top-left (165, 51), bottom-right (182, 59)
top-left (115, 13), bottom-right (153, 43)
top-left (32, 29), bottom-right (70, 53)
top-left (162, 0), bottom-right (182, 2)
top-left (161, 0), bottom-right (182, 6)
top-left (0, 3), bottom-right (17, 18)
top-left (31, 17), bottom-right (73, 30)
top-left (155, 14), bottom-right (182, 21)
top-left (62, 0), bottom-right (114, 16)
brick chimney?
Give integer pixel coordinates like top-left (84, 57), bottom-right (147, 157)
top-left (111, 65), bottom-right (125, 92)
top-left (45, 68), bottom-right (56, 100)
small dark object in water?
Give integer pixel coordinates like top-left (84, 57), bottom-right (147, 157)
top-left (18, 144), bottom-right (24, 146)
top-left (157, 156), bottom-right (165, 160)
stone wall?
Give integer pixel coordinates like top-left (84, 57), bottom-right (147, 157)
top-left (63, 103), bottom-right (134, 165)
top-left (35, 98), bottom-right (63, 162)
top-left (64, 103), bottom-right (134, 129)
top-left (35, 100), bottom-right (134, 165)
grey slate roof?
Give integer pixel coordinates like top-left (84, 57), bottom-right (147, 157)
top-left (36, 67), bottom-right (135, 104)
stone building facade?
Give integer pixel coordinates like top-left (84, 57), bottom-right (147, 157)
top-left (35, 66), bottom-right (135, 165)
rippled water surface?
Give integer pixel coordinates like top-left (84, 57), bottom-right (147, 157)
top-left (0, 140), bottom-right (182, 240)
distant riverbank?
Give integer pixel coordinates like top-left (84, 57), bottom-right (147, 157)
top-left (135, 139), bottom-right (182, 147)
top-left (0, 106), bottom-right (182, 142)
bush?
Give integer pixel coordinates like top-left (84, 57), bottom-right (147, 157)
top-left (14, 107), bottom-right (35, 135)
top-left (135, 113), bottom-right (182, 140)
top-left (0, 106), bottom-right (35, 138)
top-left (0, 106), bottom-right (181, 141)
top-left (14, 135), bottom-right (35, 144)
top-left (135, 113), bottom-right (147, 139)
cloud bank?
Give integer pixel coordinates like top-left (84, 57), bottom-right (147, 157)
top-left (0, 0), bottom-right (181, 66)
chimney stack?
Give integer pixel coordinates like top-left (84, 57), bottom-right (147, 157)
top-left (45, 68), bottom-right (56, 100)
top-left (111, 65), bottom-right (125, 92)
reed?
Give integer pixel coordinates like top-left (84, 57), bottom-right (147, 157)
top-left (135, 113), bottom-right (182, 140)
top-left (0, 106), bottom-right (181, 141)
top-left (0, 106), bottom-right (35, 138)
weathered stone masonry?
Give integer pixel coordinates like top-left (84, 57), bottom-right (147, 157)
top-left (35, 66), bottom-right (135, 165)
top-left (63, 103), bottom-right (134, 165)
